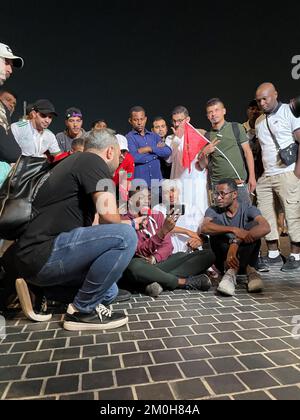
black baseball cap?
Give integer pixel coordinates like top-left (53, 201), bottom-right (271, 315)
top-left (32, 99), bottom-right (58, 116)
top-left (65, 107), bottom-right (83, 120)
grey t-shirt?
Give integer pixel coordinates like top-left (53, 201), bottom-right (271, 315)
top-left (205, 203), bottom-right (261, 230)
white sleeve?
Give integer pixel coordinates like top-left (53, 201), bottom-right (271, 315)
top-left (48, 134), bottom-right (61, 154)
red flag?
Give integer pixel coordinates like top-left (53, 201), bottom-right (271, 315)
top-left (183, 122), bottom-right (209, 172)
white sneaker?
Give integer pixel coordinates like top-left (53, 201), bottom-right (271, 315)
top-left (217, 270), bottom-right (237, 297)
top-left (15, 279), bottom-right (52, 322)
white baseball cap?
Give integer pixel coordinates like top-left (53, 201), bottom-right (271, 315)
top-left (0, 43), bottom-right (24, 68)
top-left (116, 134), bottom-right (129, 151)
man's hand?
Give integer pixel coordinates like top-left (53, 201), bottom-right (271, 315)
top-left (187, 237), bottom-right (203, 250)
top-left (226, 244), bottom-right (240, 270)
top-left (138, 146), bottom-right (152, 154)
top-left (232, 227), bottom-right (249, 242)
top-left (171, 125), bottom-right (184, 139)
top-left (248, 176), bottom-right (257, 194)
top-left (203, 139), bottom-right (221, 155)
top-left (243, 231), bottom-right (256, 244)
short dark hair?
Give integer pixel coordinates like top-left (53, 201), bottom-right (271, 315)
top-left (91, 119), bottom-right (107, 129)
top-left (248, 99), bottom-right (258, 108)
top-left (129, 106), bottom-right (146, 118)
top-left (216, 178), bottom-right (238, 192)
top-left (0, 89), bottom-right (18, 99)
top-left (172, 105), bottom-right (189, 117)
top-left (153, 116), bottom-right (166, 124)
top-left (206, 98), bottom-right (225, 109)
top-left (71, 137), bottom-right (86, 149)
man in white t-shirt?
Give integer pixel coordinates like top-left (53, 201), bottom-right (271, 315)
top-left (11, 99), bottom-right (61, 158)
top-left (255, 83), bottom-right (300, 272)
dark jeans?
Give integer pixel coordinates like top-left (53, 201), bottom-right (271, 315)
top-left (123, 249), bottom-right (215, 292)
top-left (210, 235), bottom-right (260, 274)
top-left (27, 224), bottom-right (137, 313)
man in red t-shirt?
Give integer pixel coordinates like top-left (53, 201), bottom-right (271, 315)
top-left (113, 134), bottom-right (135, 201)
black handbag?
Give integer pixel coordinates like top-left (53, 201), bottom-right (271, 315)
top-left (266, 116), bottom-right (299, 167)
top-left (0, 155), bottom-right (51, 240)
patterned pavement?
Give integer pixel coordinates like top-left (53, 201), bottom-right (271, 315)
top-left (0, 267), bottom-right (300, 400)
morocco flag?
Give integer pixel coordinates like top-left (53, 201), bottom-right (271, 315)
top-left (182, 122), bottom-right (209, 172)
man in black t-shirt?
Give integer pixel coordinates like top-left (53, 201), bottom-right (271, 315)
top-left (201, 178), bottom-right (270, 297)
top-left (10, 129), bottom-right (138, 331)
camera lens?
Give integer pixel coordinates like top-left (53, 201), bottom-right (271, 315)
top-left (290, 96), bottom-right (300, 118)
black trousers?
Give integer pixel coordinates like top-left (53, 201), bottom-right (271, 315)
top-left (210, 235), bottom-right (260, 274)
top-left (122, 249), bottom-right (215, 292)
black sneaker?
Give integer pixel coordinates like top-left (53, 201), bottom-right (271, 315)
top-left (255, 257), bottom-right (270, 272)
top-left (262, 255), bottom-right (285, 267)
top-left (185, 274), bottom-right (211, 292)
top-left (34, 295), bottom-right (68, 315)
top-left (102, 289), bottom-right (132, 306)
top-left (281, 256), bottom-right (300, 272)
top-left (63, 304), bottom-right (128, 331)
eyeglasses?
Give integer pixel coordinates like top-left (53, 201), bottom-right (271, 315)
top-left (172, 118), bottom-right (186, 125)
top-left (213, 191), bottom-right (235, 198)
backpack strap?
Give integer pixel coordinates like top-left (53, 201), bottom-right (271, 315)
top-left (231, 122), bottom-right (248, 181)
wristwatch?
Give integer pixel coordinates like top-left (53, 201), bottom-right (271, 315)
top-left (229, 238), bottom-right (239, 245)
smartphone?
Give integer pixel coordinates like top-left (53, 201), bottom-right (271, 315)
top-left (168, 204), bottom-right (185, 216)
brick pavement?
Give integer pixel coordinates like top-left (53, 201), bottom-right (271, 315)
top-left (0, 266), bottom-right (300, 400)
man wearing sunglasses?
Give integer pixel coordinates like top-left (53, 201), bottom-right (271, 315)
top-left (201, 178), bottom-right (270, 296)
top-left (11, 99), bottom-right (61, 158)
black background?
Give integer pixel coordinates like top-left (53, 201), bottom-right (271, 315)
top-left (1, 0), bottom-right (300, 134)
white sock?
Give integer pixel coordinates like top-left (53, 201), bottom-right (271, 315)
top-left (268, 250), bottom-right (280, 259)
top-left (290, 253), bottom-right (300, 261)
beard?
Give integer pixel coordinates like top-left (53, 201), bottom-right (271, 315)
top-left (106, 159), bottom-right (119, 175)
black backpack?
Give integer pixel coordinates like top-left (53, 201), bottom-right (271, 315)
top-left (0, 155), bottom-right (51, 240)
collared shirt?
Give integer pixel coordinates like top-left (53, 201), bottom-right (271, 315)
top-left (255, 103), bottom-right (300, 176)
top-left (11, 120), bottom-right (60, 157)
top-left (126, 129), bottom-right (171, 186)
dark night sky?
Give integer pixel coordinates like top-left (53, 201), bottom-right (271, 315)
top-left (1, 0), bottom-right (300, 134)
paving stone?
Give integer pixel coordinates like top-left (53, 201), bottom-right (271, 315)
top-left (116, 367), bottom-right (149, 386)
top-left (59, 359), bottom-right (89, 375)
top-left (82, 371), bottom-right (114, 391)
top-left (209, 357), bottom-right (246, 374)
top-left (268, 366), bottom-right (300, 385)
top-left (149, 364), bottom-right (183, 381)
top-left (92, 356), bottom-right (121, 372)
top-left (205, 374), bottom-right (246, 395)
top-left (45, 376), bottom-right (79, 395)
top-left (136, 383), bottom-right (174, 400)
top-left (151, 349), bottom-right (182, 364)
top-left (6, 380), bottom-right (43, 399)
top-left (98, 387), bottom-right (134, 400)
top-left (179, 360), bottom-right (214, 378)
top-left (171, 379), bottom-right (210, 400)
top-left (237, 370), bottom-right (280, 389)
top-left (110, 342), bottom-right (137, 354)
top-left (238, 354), bottom-right (275, 369)
top-left (0, 366), bottom-right (25, 381)
top-left (123, 352), bottom-right (152, 368)
top-left (26, 363), bottom-right (58, 379)
top-left (265, 351), bottom-right (300, 366)
top-left (269, 386), bottom-right (300, 400)
top-left (233, 391), bottom-right (272, 400)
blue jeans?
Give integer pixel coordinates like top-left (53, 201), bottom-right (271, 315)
top-left (33, 224), bottom-right (137, 313)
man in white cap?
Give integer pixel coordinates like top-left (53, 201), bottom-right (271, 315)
top-left (0, 42), bottom-right (24, 163)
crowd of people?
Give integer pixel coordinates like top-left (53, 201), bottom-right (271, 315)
top-left (1, 41), bottom-right (300, 332)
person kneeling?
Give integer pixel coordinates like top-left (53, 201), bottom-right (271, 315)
top-left (201, 178), bottom-right (271, 296)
